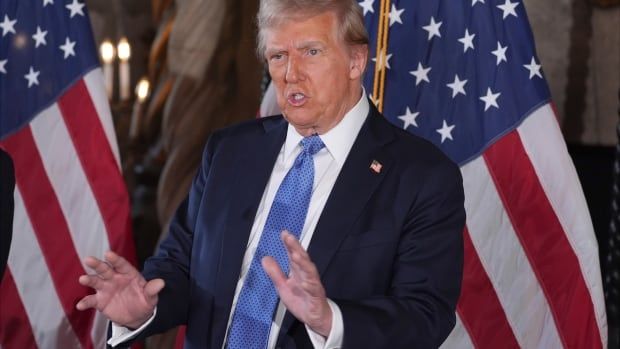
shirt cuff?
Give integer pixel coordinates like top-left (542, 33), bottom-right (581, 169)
top-left (107, 308), bottom-right (157, 347)
top-left (305, 299), bottom-right (343, 349)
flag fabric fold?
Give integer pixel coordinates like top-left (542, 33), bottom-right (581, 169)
top-left (0, 1), bottom-right (136, 348)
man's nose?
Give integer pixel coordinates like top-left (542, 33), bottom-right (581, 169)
top-left (285, 56), bottom-right (301, 83)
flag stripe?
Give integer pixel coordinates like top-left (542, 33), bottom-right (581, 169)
top-left (517, 105), bottom-right (608, 344)
top-left (29, 103), bottom-right (111, 264)
top-left (83, 69), bottom-right (122, 169)
top-left (1, 128), bottom-right (95, 349)
top-left (483, 130), bottom-right (602, 349)
top-left (57, 79), bottom-right (136, 263)
top-left (0, 271), bottom-right (38, 349)
top-left (6, 189), bottom-right (81, 349)
top-left (457, 227), bottom-right (520, 349)
top-left (461, 155), bottom-right (563, 348)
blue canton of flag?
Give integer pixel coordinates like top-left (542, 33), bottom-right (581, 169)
top-left (361, 0), bottom-right (550, 165)
top-left (0, 0), bottom-right (98, 138)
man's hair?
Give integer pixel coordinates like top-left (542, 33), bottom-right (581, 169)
top-left (256, 0), bottom-right (369, 59)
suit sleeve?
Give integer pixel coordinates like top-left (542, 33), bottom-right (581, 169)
top-left (0, 150), bottom-right (15, 281)
top-left (133, 132), bottom-right (220, 338)
top-left (337, 159), bottom-right (465, 349)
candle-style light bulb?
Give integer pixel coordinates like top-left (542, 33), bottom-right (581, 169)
top-left (100, 40), bottom-right (115, 99)
top-left (135, 78), bottom-right (150, 103)
top-left (117, 38), bottom-right (131, 101)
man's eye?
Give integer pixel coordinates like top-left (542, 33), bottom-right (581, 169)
top-left (308, 49), bottom-right (319, 56)
top-left (270, 53), bottom-right (284, 61)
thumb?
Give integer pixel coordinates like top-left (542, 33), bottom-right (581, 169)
top-left (144, 278), bottom-right (165, 300)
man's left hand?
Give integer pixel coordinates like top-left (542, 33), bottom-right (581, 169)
top-left (262, 231), bottom-right (332, 338)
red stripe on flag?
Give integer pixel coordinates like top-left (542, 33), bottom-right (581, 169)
top-left (57, 80), bottom-right (136, 264)
top-left (483, 131), bottom-right (602, 349)
top-left (1, 128), bottom-right (94, 349)
top-left (0, 270), bottom-right (38, 349)
top-left (457, 227), bottom-right (520, 349)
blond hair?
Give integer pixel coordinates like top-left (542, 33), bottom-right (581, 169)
top-left (256, 0), bottom-right (369, 59)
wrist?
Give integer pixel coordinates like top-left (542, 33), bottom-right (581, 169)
top-left (312, 302), bottom-right (333, 337)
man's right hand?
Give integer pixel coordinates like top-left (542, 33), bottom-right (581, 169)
top-left (76, 251), bottom-right (165, 329)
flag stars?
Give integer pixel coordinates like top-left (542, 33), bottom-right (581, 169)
top-left (358, 0), bottom-right (375, 16)
top-left (0, 59), bottom-right (7, 74)
top-left (472, 0), bottom-right (485, 6)
top-left (409, 62), bottom-right (431, 85)
top-left (458, 29), bottom-right (476, 53)
top-left (422, 17), bottom-right (442, 41)
top-left (0, 15), bottom-right (17, 37)
top-left (497, 0), bottom-right (519, 19)
top-left (372, 52), bottom-right (392, 70)
top-left (447, 75), bottom-right (468, 98)
top-left (59, 37), bottom-right (76, 59)
top-left (66, 0), bottom-right (85, 18)
top-left (492, 42), bottom-right (508, 65)
top-left (388, 4), bottom-right (404, 26)
top-left (43, 0), bottom-right (54, 6)
top-left (524, 57), bottom-right (542, 79)
top-left (398, 107), bottom-right (419, 129)
top-left (480, 88), bottom-right (501, 111)
top-left (24, 66), bottom-right (40, 87)
top-left (32, 26), bottom-right (48, 48)
top-left (436, 120), bottom-right (455, 143)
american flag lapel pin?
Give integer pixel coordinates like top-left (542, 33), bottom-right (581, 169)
top-left (370, 160), bottom-right (382, 174)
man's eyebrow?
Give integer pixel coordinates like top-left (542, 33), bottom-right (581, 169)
top-left (295, 41), bottom-right (325, 49)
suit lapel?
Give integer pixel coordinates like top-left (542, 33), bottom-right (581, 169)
top-left (213, 117), bottom-right (287, 345)
top-left (278, 105), bottom-right (396, 339)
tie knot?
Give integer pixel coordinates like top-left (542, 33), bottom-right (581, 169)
top-left (300, 135), bottom-right (325, 156)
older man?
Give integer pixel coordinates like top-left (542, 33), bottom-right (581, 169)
top-left (77, 1), bottom-right (465, 348)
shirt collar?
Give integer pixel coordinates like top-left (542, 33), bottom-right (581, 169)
top-left (283, 88), bottom-right (369, 166)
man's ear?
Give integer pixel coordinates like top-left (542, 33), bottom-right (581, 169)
top-left (349, 44), bottom-right (368, 80)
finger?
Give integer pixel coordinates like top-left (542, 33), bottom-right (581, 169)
top-left (86, 257), bottom-right (116, 280)
top-left (104, 251), bottom-right (137, 275)
top-left (144, 278), bottom-right (165, 303)
top-left (262, 256), bottom-right (288, 290)
top-left (281, 232), bottom-right (316, 278)
top-left (78, 274), bottom-right (104, 290)
top-left (75, 294), bottom-right (98, 311)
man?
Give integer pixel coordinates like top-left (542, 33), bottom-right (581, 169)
top-left (0, 149), bottom-right (14, 281)
top-left (77, 1), bottom-right (465, 348)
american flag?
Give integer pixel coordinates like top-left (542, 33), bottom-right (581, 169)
top-left (0, 1), bottom-right (135, 348)
top-left (358, 0), bottom-right (607, 347)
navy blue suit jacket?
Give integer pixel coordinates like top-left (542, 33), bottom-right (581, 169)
top-left (136, 104), bottom-right (465, 348)
top-left (0, 149), bottom-right (14, 281)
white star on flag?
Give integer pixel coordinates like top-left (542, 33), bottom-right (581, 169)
top-left (43, 0), bottom-right (54, 6)
top-left (372, 52), bottom-right (392, 70)
top-left (358, 0), bottom-right (375, 16)
top-left (24, 66), bottom-right (40, 87)
top-left (66, 0), bottom-right (85, 18)
top-left (32, 26), bottom-right (48, 48)
top-left (472, 0), bottom-right (485, 5)
top-left (480, 87), bottom-right (501, 111)
top-left (389, 4), bottom-right (404, 26)
top-left (59, 37), bottom-right (76, 59)
top-left (0, 15), bottom-right (17, 37)
top-left (458, 29), bottom-right (476, 53)
top-left (492, 41), bottom-right (508, 65)
top-left (0, 59), bottom-right (7, 74)
top-left (436, 120), bottom-right (455, 143)
top-left (497, 0), bottom-right (519, 19)
top-left (524, 57), bottom-right (542, 79)
top-left (447, 75), bottom-right (468, 98)
top-left (422, 17), bottom-right (442, 41)
top-left (398, 107), bottom-right (419, 129)
top-left (409, 62), bottom-right (431, 85)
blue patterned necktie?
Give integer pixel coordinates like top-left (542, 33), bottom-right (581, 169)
top-left (226, 134), bottom-right (325, 349)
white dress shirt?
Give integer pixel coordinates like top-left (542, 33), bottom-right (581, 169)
top-left (109, 92), bottom-right (369, 348)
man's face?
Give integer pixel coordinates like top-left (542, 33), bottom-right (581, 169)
top-left (264, 11), bottom-right (367, 136)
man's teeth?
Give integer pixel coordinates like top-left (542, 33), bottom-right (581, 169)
top-left (292, 93), bottom-right (304, 100)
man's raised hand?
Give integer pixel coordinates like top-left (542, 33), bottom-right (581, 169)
top-left (76, 251), bottom-right (164, 329)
